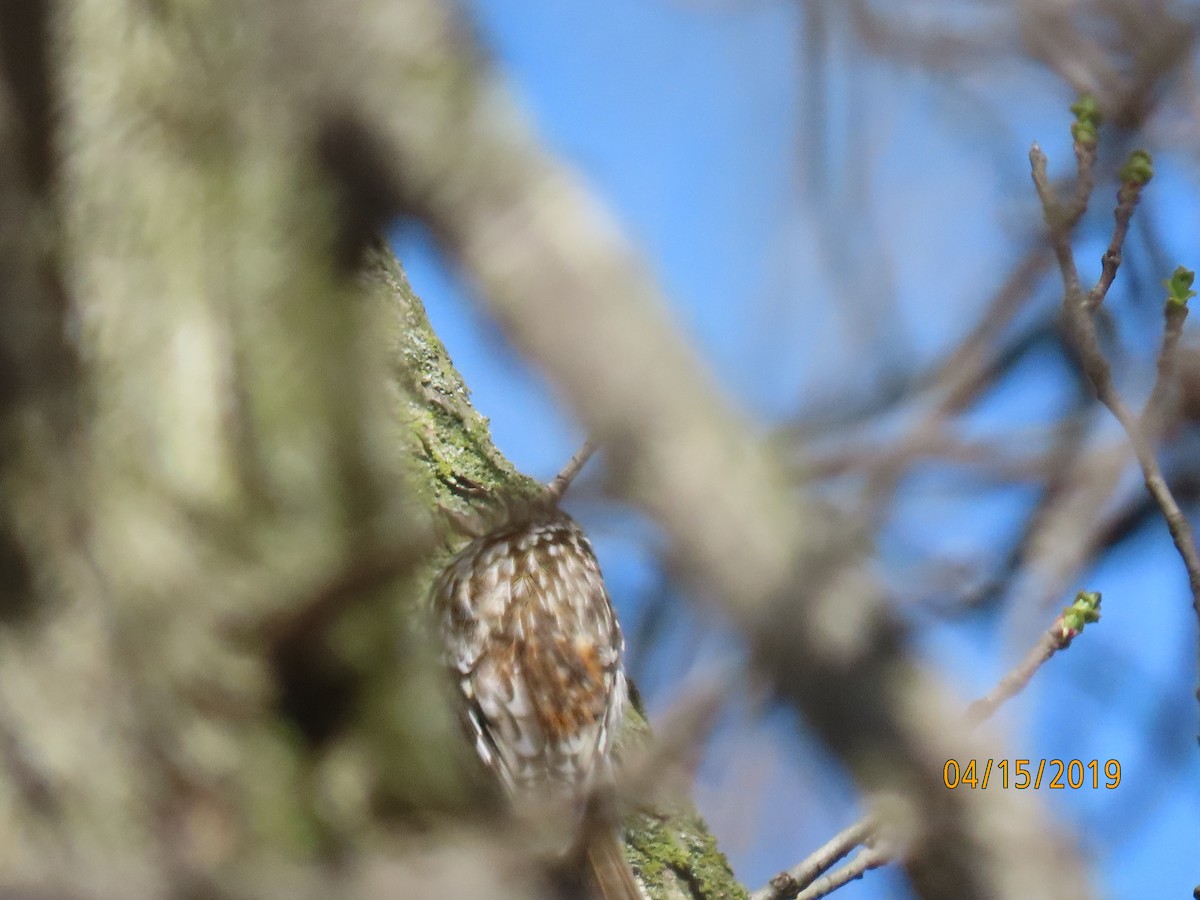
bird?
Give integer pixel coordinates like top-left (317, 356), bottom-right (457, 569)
top-left (431, 502), bottom-right (643, 900)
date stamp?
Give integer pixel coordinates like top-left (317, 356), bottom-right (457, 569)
top-left (943, 758), bottom-right (1121, 790)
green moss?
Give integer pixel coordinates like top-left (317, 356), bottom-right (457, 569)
top-left (615, 704), bottom-right (745, 899)
top-left (626, 806), bottom-right (746, 900)
top-left (362, 240), bottom-right (540, 516)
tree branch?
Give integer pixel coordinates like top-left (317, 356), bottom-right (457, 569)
top-left (1031, 129), bottom-right (1200, 722)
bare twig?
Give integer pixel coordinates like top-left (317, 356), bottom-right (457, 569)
top-left (1086, 178), bottom-right (1139, 309)
top-left (750, 816), bottom-right (876, 900)
top-left (966, 591), bottom-right (1102, 725)
top-left (545, 439), bottom-right (597, 504)
top-left (1028, 145), bottom-right (1084, 300)
top-left (1082, 373), bottom-right (1200, 605)
top-left (752, 589), bottom-right (1102, 900)
top-left (793, 845), bottom-right (889, 900)
top-left (1142, 295), bottom-right (1191, 436)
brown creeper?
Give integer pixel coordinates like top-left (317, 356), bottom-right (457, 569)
top-left (431, 507), bottom-right (641, 899)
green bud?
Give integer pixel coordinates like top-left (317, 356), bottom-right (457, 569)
top-left (1069, 95), bottom-right (1102, 146)
top-left (1058, 590), bottom-right (1101, 640)
top-left (1071, 120), bottom-right (1098, 145)
top-left (1166, 265), bottom-right (1197, 308)
top-left (1070, 95), bottom-right (1103, 128)
top-left (1118, 150), bottom-right (1153, 186)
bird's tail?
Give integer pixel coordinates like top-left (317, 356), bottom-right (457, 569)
top-left (583, 827), bottom-right (643, 900)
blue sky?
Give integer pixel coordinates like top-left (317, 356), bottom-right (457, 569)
top-left (393, 2), bottom-right (1200, 896)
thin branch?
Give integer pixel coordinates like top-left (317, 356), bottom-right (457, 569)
top-left (1032, 141), bottom-right (1200, 720)
top-left (1089, 385), bottom-right (1200, 598)
top-left (793, 845), bottom-right (889, 900)
top-left (1068, 151), bottom-right (1097, 229)
top-left (753, 589), bottom-right (1102, 900)
top-left (1086, 179), bottom-right (1140, 309)
top-left (545, 438), bottom-right (597, 504)
top-left (750, 817), bottom-right (876, 900)
top-left (1142, 299), bottom-right (1190, 436)
top-left (1029, 144), bottom-right (1084, 299)
top-left (966, 591), bottom-right (1101, 725)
